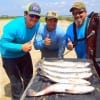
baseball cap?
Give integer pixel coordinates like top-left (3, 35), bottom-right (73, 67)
top-left (70, 2), bottom-right (86, 12)
top-left (26, 3), bottom-right (41, 16)
top-left (46, 11), bottom-right (58, 19)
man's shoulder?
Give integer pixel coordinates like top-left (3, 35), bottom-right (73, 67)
top-left (67, 22), bottom-right (74, 29)
top-left (8, 17), bottom-right (24, 24)
top-left (56, 25), bottom-right (66, 33)
top-left (38, 23), bottom-right (45, 31)
top-left (55, 25), bottom-right (66, 37)
top-left (39, 23), bottom-right (45, 28)
top-left (4, 17), bottom-right (24, 29)
top-left (56, 25), bottom-right (64, 31)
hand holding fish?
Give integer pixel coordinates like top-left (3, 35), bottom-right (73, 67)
top-left (67, 38), bottom-right (73, 50)
top-left (44, 34), bottom-right (51, 46)
top-left (22, 41), bottom-right (32, 52)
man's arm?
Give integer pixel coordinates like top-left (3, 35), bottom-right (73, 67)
top-left (34, 25), bottom-right (52, 49)
top-left (0, 26), bottom-right (32, 53)
top-left (58, 30), bottom-right (66, 59)
top-left (65, 24), bottom-right (74, 50)
top-left (0, 26), bottom-right (22, 52)
top-left (34, 27), bottom-right (45, 49)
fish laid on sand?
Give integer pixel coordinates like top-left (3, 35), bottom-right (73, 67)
top-left (40, 65), bottom-right (91, 73)
top-left (42, 68), bottom-right (93, 79)
top-left (27, 83), bottom-right (95, 96)
top-left (43, 61), bottom-right (90, 68)
top-left (45, 74), bottom-right (91, 85)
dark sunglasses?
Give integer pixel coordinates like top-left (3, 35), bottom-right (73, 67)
top-left (72, 10), bottom-right (85, 15)
top-left (29, 14), bottom-right (40, 19)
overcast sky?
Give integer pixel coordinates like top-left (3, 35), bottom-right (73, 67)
top-left (0, 0), bottom-right (100, 16)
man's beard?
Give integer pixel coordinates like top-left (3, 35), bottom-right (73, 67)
top-left (75, 18), bottom-right (83, 27)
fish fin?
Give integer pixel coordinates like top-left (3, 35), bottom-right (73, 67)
top-left (42, 57), bottom-right (45, 62)
top-left (65, 89), bottom-right (75, 94)
top-left (96, 88), bottom-right (100, 92)
top-left (26, 89), bottom-right (37, 96)
top-left (39, 58), bottom-right (45, 64)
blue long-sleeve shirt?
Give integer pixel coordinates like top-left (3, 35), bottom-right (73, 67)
top-left (0, 17), bottom-right (40, 58)
top-left (34, 24), bottom-right (66, 58)
top-left (66, 18), bottom-right (88, 59)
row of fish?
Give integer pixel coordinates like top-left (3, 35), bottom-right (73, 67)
top-left (27, 83), bottom-right (95, 96)
top-left (38, 60), bottom-right (93, 80)
top-left (37, 60), bottom-right (94, 84)
top-left (28, 60), bottom-right (95, 96)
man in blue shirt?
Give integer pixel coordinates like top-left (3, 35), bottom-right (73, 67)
top-left (0, 3), bottom-right (41, 99)
top-left (34, 11), bottom-right (66, 59)
top-left (66, 2), bottom-right (88, 58)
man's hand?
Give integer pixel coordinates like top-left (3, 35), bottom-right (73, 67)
top-left (44, 34), bottom-right (51, 46)
top-left (22, 41), bottom-right (32, 52)
top-left (67, 38), bottom-right (73, 50)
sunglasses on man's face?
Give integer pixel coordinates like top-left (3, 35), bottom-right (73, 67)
top-left (72, 10), bottom-right (85, 16)
top-left (29, 14), bottom-right (40, 19)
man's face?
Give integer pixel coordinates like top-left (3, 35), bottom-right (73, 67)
top-left (46, 18), bottom-right (58, 31)
top-left (26, 14), bottom-right (40, 28)
top-left (72, 8), bottom-right (87, 27)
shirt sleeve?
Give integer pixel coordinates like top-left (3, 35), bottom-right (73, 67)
top-left (57, 29), bottom-right (66, 59)
top-left (34, 25), bottom-right (45, 49)
top-left (65, 23), bottom-right (74, 48)
top-left (0, 25), bottom-right (22, 52)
